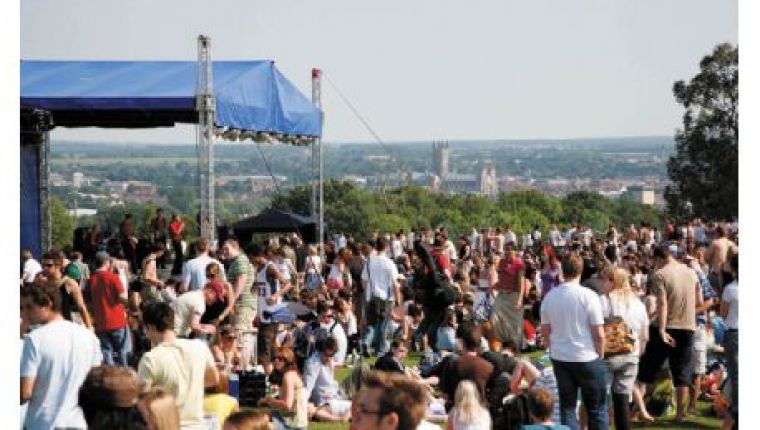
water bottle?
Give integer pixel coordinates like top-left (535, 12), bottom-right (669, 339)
top-left (228, 372), bottom-right (240, 398)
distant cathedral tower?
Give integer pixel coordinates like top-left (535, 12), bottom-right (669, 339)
top-left (479, 161), bottom-right (497, 197)
top-left (432, 141), bottom-right (450, 179)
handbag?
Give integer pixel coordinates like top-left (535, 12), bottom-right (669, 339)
top-left (603, 298), bottom-right (636, 357)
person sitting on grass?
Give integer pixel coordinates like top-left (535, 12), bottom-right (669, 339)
top-left (521, 387), bottom-right (570, 430)
top-left (302, 337), bottom-right (351, 422)
top-left (258, 347), bottom-right (308, 430)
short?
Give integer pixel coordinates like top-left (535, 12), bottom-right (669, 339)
top-left (690, 325), bottom-right (707, 375)
top-left (257, 322), bottom-right (277, 363)
top-left (637, 326), bottom-right (694, 387)
top-left (605, 354), bottom-right (638, 395)
top-left (233, 304), bottom-right (256, 352)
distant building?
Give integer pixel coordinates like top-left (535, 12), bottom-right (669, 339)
top-left (625, 185), bottom-right (656, 205)
top-left (68, 208), bottom-right (97, 218)
top-left (432, 141), bottom-right (450, 179)
top-left (480, 161), bottom-right (497, 197)
top-left (72, 172), bottom-right (85, 188)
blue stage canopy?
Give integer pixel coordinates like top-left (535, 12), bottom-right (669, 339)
top-left (21, 60), bottom-right (322, 137)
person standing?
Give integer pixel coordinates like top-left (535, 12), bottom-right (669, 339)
top-left (89, 251), bottom-right (131, 366)
top-left (598, 266), bottom-right (649, 430)
top-left (182, 238), bottom-right (227, 292)
top-left (491, 244), bottom-right (526, 347)
top-left (221, 239), bottom-right (254, 369)
top-left (21, 284), bottom-right (103, 430)
top-left (635, 245), bottom-right (702, 422)
top-left (39, 250), bottom-right (93, 329)
top-left (169, 214), bottom-right (186, 276)
top-left (719, 253), bottom-right (738, 430)
top-left (137, 302), bottom-right (219, 430)
top-left (20, 249), bottom-right (42, 287)
top-left (361, 237), bottom-right (400, 356)
top-left (540, 252), bottom-right (608, 430)
top-left (248, 244), bottom-right (291, 374)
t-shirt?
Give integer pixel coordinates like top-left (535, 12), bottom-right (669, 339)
top-left (227, 254), bottom-right (255, 307)
top-left (173, 290), bottom-right (206, 337)
top-left (443, 354), bottom-right (494, 410)
top-left (64, 262), bottom-right (82, 285)
top-left (722, 280), bottom-right (738, 329)
top-left (88, 269), bottom-right (128, 332)
top-left (540, 282), bottom-right (604, 362)
top-left (22, 258), bottom-right (42, 283)
top-left (182, 255), bottom-right (227, 291)
top-left (138, 339), bottom-right (215, 428)
top-left (21, 319), bottom-right (103, 430)
top-left (362, 254), bottom-right (398, 301)
top-left (497, 257), bottom-right (524, 292)
top-left (651, 261), bottom-right (698, 331)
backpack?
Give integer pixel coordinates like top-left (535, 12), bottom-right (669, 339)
top-left (602, 298), bottom-right (636, 357)
top-left (499, 393), bottom-right (530, 430)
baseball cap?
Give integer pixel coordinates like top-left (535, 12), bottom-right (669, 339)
top-left (205, 280), bottom-right (225, 298)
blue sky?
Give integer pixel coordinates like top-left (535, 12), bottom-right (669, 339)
top-left (21, 0), bottom-right (737, 143)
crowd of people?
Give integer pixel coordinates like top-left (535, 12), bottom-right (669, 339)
top-left (19, 212), bottom-right (739, 430)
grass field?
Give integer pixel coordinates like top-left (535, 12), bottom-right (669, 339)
top-left (303, 351), bottom-right (722, 430)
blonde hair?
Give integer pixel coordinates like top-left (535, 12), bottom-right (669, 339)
top-left (138, 388), bottom-right (180, 430)
top-left (452, 380), bottom-right (489, 425)
top-left (601, 266), bottom-right (636, 307)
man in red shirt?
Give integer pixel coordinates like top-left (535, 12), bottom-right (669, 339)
top-left (169, 214), bottom-right (186, 276)
top-left (89, 251), bottom-right (130, 366)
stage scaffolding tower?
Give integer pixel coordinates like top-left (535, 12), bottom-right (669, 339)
top-left (196, 35), bottom-right (216, 244)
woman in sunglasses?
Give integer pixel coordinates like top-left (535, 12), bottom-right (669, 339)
top-left (258, 347), bottom-right (308, 430)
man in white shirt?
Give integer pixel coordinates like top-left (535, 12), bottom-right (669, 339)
top-left (540, 252), bottom-right (608, 430)
top-left (361, 237), bottom-right (400, 356)
top-left (20, 283), bottom-right (102, 430)
top-left (173, 280), bottom-right (225, 338)
top-left (138, 302), bottom-right (219, 430)
top-left (21, 249), bottom-right (42, 286)
top-left (181, 238), bottom-right (226, 292)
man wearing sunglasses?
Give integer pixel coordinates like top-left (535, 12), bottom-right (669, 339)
top-left (38, 250), bottom-right (93, 330)
top-left (352, 371), bottom-right (427, 430)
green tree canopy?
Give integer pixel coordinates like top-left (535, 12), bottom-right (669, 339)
top-left (665, 43), bottom-right (738, 221)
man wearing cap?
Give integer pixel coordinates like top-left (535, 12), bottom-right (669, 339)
top-left (89, 251), bottom-right (131, 366)
top-left (173, 278), bottom-right (225, 338)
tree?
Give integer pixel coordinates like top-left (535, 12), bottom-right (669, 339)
top-left (51, 197), bottom-right (75, 251)
top-left (665, 43), bottom-right (738, 220)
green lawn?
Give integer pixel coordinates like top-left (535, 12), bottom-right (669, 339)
top-left (286, 351), bottom-right (722, 429)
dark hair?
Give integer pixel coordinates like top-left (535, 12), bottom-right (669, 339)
top-left (376, 237), bottom-right (389, 251)
top-left (456, 321), bottom-right (481, 351)
top-left (320, 336), bottom-right (338, 354)
top-left (21, 283), bottom-right (62, 313)
top-left (526, 387), bottom-right (555, 421)
top-left (561, 252), bottom-right (583, 279)
top-left (316, 301), bottom-right (331, 315)
top-left (141, 302), bottom-right (175, 332)
top-left (652, 245), bottom-right (671, 260)
top-left (79, 367), bottom-right (146, 430)
top-left (246, 243), bottom-right (266, 258)
top-left (45, 249), bottom-right (65, 262)
top-left (365, 371), bottom-right (427, 430)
